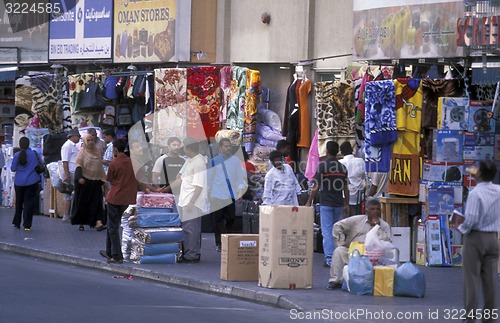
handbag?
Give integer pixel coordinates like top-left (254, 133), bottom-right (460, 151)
top-left (79, 81), bottom-right (105, 110)
top-left (34, 151), bottom-right (46, 175)
top-left (58, 181), bottom-right (74, 195)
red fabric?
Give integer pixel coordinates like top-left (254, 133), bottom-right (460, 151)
top-left (187, 66), bottom-right (222, 140)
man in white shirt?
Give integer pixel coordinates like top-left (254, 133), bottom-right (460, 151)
top-left (454, 160), bottom-right (500, 322)
top-left (262, 150), bottom-right (301, 206)
top-left (60, 128), bottom-right (81, 222)
top-left (339, 142), bottom-right (366, 216)
top-left (102, 129), bottom-right (115, 175)
top-left (167, 137), bottom-right (208, 263)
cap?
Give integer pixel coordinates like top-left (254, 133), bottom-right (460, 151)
top-left (67, 128), bottom-right (81, 138)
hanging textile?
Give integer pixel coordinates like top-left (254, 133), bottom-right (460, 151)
top-left (31, 74), bottom-right (63, 131)
top-left (314, 80), bottom-right (356, 144)
top-left (153, 68), bottom-right (187, 146)
top-left (285, 77), bottom-right (301, 163)
top-left (304, 129), bottom-right (320, 181)
top-left (389, 79), bottom-right (422, 196)
top-left (226, 66), bottom-right (247, 131)
top-left (421, 79), bottom-right (465, 128)
top-left (355, 71), bottom-right (374, 124)
top-left (68, 73), bottom-right (104, 128)
top-left (186, 66), bottom-right (222, 140)
top-left (219, 66), bottom-right (232, 128)
top-left (60, 69), bottom-right (72, 131)
top-left (243, 69), bottom-right (261, 154)
top-left (364, 80), bottom-right (397, 172)
top-left (470, 83), bottom-right (497, 101)
top-left (297, 78), bottom-right (312, 148)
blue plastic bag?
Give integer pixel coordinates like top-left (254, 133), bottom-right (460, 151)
top-left (348, 249), bottom-right (374, 295)
top-left (394, 262), bottom-right (426, 298)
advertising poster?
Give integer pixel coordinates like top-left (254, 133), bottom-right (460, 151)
top-left (0, 1), bottom-right (49, 64)
top-left (49, 0), bottom-right (113, 60)
top-left (353, 0), bottom-right (464, 60)
top-left (113, 0), bottom-right (176, 63)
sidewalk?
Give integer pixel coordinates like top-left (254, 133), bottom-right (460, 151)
top-left (0, 207), bottom-right (497, 318)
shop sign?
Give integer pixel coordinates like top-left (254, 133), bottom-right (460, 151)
top-left (353, 0), bottom-right (464, 60)
top-left (0, 1), bottom-right (48, 64)
top-left (113, 0), bottom-right (176, 63)
top-left (49, 0), bottom-right (113, 60)
top-left (457, 16), bottom-right (500, 47)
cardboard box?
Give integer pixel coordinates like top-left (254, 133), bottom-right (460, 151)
top-left (422, 160), bottom-right (463, 183)
top-left (427, 186), bottom-right (455, 215)
top-left (419, 180), bottom-right (463, 204)
top-left (463, 145), bottom-right (494, 160)
top-left (374, 266), bottom-right (395, 297)
top-left (221, 234), bottom-right (259, 281)
top-left (258, 205), bottom-right (314, 289)
top-left (392, 227), bottom-right (411, 262)
top-left (416, 243), bottom-right (426, 266)
top-left (437, 97), bottom-right (469, 130)
top-left (464, 132), bottom-right (495, 146)
top-left (468, 100), bottom-right (495, 132)
top-left (425, 215), bottom-right (452, 267)
top-left (432, 130), bottom-right (464, 162)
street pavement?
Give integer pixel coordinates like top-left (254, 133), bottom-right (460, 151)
top-left (0, 207), bottom-right (498, 322)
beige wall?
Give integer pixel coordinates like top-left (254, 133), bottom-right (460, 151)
top-left (191, 0), bottom-right (217, 63)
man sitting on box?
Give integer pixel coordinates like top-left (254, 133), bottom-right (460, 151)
top-left (327, 198), bottom-right (392, 289)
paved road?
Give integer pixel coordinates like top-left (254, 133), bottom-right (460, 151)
top-left (0, 252), bottom-right (293, 323)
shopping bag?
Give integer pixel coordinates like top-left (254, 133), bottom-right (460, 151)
top-left (374, 266), bottom-right (395, 297)
top-left (79, 81), bottom-right (105, 110)
top-left (348, 241), bottom-right (365, 259)
top-left (394, 262), bottom-right (426, 298)
top-left (348, 249), bottom-right (374, 295)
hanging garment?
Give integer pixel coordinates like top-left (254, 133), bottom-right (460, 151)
top-left (315, 80), bottom-right (356, 139)
top-left (220, 66), bottom-right (233, 126)
top-left (226, 66), bottom-right (247, 131)
top-left (187, 66), bottom-right (222, 140)
top-left (153, 68), bottom-right (187, 145)
top-left (68, 73), bottom-right (105, 128)
top-left (297, 79), bottom-right (312, 148)
top-left (304, 129), bottom-right (320, 181)
top-left (30, 74), bottom-right (63, 132)
top-left (364, 80), bottom-right (397, 173)
top-left (60, 69), bottom-right (72, 131)
top-left (243, 69), bottom-right (261, 154)
top-left (355, 71), bottom-right (375, 124)
top-left (287, 78), bottom-right (301, 164)
top-left (282, 79), bottom-right (299, 137)
top-left (421, 79), bottom-right (464, 128)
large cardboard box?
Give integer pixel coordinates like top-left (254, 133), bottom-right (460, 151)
top-left (220, 234), bottom-right (259, 281)
top-left (258, 205), bottom-right (314, 289)
top-left (432, 130), bottom-right (464, 162)
top-left (422, 160), bottom-right (463, 183)
top-left (468, 100), bottom-right (495, 133)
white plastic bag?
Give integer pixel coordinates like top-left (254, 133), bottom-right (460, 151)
top-left (365, 225), bottom-right (395, 266)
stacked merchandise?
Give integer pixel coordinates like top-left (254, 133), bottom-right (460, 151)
top-left (129, 193), bottom-right (183, 264)
top-left (418, 97), bottom-right (499, 267)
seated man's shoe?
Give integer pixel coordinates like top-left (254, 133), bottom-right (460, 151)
top-left (215, 245), bottom-right (221, 252)
top-left (323, 261), bottom-right (331, 268)
top-left (99, 250), bottom-right (112, 260)
top-left (327, 281), bottom-right (342, 290)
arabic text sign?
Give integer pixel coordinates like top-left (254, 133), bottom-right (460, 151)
top-left (49, 0), bottom-right (113, 60)
top-left (113, 0), bottom-right (176, 63)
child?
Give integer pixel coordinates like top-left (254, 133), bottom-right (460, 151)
top-left (262, 150), bottom-right (301, 206)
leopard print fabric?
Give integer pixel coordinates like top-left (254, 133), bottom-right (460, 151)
top-left (31, 74), bottom-right (63, 132)
top-left (314, 80), bottom-right (355, 139)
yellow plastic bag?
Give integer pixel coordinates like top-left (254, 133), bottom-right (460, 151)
top-left (348, 242), bottom-right (365, 259)
top-left (374, 266), bottom-right (395, 297)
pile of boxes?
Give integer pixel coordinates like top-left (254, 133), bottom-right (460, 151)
top-left (129, 193), bottom-right (183, 264)
top-left (418, 97), bottom-right (499, 267)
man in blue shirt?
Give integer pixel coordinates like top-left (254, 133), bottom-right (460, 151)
top-left (208, 138), bottom-right (247, 252)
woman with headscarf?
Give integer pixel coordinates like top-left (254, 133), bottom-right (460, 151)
top-left (71, 134), bottom-right (107, 231)
top-left (11, 137), bottom-right (42, 230)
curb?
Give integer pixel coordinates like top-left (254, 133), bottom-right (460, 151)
top-left (0, 242), bottom-right (303, 311)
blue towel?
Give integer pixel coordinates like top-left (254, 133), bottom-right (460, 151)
top-left (129, 213), bottom-right (181, 228)
top-left (134, 253), bottom-right (177, 264)
top-left (134, 227), bottom-right (184, 244)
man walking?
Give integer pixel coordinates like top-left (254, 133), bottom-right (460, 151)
top-left (208, 138), bottom-right (246, 252)
top-left (306, 141), bottom-right (349, 268)
top-left (455, 160), bottom-right (500, 323)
